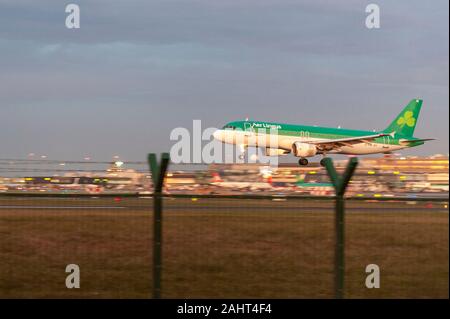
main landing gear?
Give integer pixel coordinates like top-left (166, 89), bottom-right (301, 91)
top-left (319, 152), bottom-right (329, 166)
top-left (298, 158), bottom-right (309, 166)
top-left (297, 157), bottom-right (328, 166)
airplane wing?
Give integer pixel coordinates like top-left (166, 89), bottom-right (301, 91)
top-left (307, 133), bottom-right (392, 150)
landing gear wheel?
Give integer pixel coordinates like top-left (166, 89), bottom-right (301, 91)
top-left (320, 158), bottom-right (327, 167)
top-left (298, 158), bottom-right (309, 166)
top-left (238, 154), bottom-right (245, 160)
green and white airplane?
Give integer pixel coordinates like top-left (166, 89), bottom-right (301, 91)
top-left (213, 99), bottom-right (433, 166)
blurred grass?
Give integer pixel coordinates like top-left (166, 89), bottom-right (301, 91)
top-left (0, 197), bottom-right (447, 298)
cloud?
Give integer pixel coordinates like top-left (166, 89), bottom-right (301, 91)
top-left (0, 0), bottom-right (447, 158)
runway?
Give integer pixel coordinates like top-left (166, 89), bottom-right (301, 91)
top-left (0, 197), bottom-right (447, 212)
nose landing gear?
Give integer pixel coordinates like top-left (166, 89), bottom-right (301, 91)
top-left (238, 144), bottom-right (247, 160)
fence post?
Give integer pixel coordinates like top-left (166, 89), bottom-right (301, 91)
top-left (323, 157), bottom-right (358, 299)
top-left (148, 152), bottom-right (170, 299)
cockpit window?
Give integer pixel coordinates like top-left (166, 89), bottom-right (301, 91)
top-left (223, 125), bottom-right (236, 130)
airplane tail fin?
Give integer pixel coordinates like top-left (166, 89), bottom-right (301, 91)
top-left (383, 99), bottom-right (422, 137)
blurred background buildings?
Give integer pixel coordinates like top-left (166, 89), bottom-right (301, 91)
top-left (0, 154), bottom-right (448, 198)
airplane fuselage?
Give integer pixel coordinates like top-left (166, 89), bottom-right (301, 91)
top-left (213, 121), bottom-right (424, 156)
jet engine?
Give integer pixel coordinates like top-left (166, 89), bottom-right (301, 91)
top-left (292, 142), bottom-right (317, 157)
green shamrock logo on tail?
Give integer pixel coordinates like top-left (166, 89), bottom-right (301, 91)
top-left (397, 111), bottom-right (416, 127)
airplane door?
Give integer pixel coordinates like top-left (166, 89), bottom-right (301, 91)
top-left (244, 122), bottom-right (254, 136)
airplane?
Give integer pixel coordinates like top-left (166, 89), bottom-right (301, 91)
top-left (213, 99), bottom-right (434, 166)
top-left (295, 177), bottom-right (334, 195)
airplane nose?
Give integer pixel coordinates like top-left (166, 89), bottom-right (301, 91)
top-left (213, 130), bottom-right (222, 140)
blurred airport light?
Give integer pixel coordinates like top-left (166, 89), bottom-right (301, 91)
top-left (115, 161), bottom-right (124, 168)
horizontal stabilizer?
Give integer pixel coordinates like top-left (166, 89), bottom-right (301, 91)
top-left (399, 138), bottom-right (435, 145)
top-left (411, 138), bottom-right (435, 142)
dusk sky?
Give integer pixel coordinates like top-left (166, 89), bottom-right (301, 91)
top-left (1, 0), bottom-right (448, 162)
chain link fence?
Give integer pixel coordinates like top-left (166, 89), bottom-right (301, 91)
top-left (0, 194), bottom-right (447, 298)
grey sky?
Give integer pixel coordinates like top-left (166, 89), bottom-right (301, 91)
top-left (0, 0), bottom-right (448, 162)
